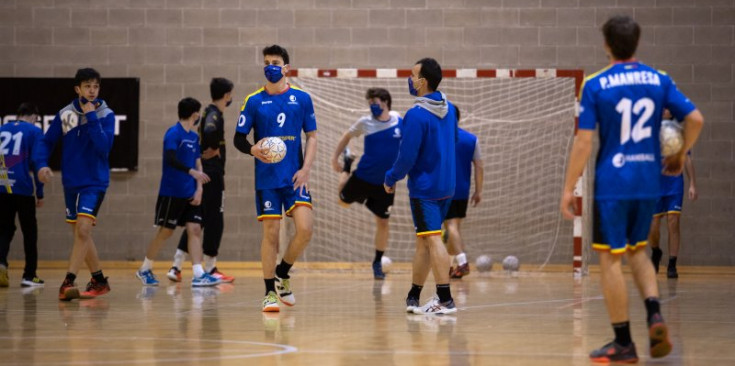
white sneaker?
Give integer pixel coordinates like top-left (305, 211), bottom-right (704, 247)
top-left (275, 276), bottom-right (295, 306)
top-left (413, 294), bottom-right (439, 314)
top-left (167, 267), bottom-right (182, 282)
top-left (414, 297), bottom-right (457, 315)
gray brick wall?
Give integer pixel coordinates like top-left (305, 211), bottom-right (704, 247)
top-left (1, 0), bottom-right (733, 266)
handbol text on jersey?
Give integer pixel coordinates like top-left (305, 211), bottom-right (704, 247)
top-left (612, 153), bottom-right (655, 168)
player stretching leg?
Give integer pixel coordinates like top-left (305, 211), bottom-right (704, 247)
top-left (561, 16), bottom-right (704, 363)
top-left (234, 45), bottom-right (317, 312)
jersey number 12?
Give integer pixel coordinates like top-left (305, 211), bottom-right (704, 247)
top-left (617, 97), bottom-right (654, 145)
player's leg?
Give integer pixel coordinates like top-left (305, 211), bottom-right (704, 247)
top-left (665, 213), bottom-right (681, 278)
top-left (337, 172), bottom-right (351, 208)
top-left (372, 216), bottom-right (389, 279)
top-left (17, 195), bottom-right (42, 286)
top-left (274, 205), bottom-right (312, 307)
top-left (145, 196), bottom-right (181, 285)
top-left (0, 194), bottom-right (19, 287)
top-left (366, 186), bottom-right (392, 279)
top-left (187, 218), bottom-right (220, 287)
top-left (406, 236), bottom-right (431, 312)
top-left (446, 217), bottom-right (470, 279)
top-left (257, 189), bottom-right (282, 311)
top-left (171, 229), bottom-right (189, 280)
top-left (648, 213), bottom-right (663, 273)
top-left (202, 173), bottom-right (231, 282)
top-left (136, 226), bottom-right (174, 286)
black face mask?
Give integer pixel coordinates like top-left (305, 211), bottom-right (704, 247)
top-left (80, 97), bottom-right (100, 105)
top-left (226, 99), bottom-right (232, 107)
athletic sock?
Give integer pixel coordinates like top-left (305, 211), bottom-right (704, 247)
top-left (264, 278), bottom-right (276, 295)
top-left (173, 249), bottom-right (186, 270)
top-left (204, 255), bottom-right (216, 273)
top-left (407, 284), bottom-right (423, 300)
top-left (668, 256), bottom-right (677, 268)
top-left (644, 297), bottom-right (661, 323)
top-left (192, 264), bottom-right (205, 278)
top-left (276, 259), bottom-right (293, 279)
top-left (91, 270), bottom-right (105, 283)
top-left (436, 284), bottom-right (452, 303)
top-left (140, 257), bottom-right (154, 272)
top-left (612, 321), bottom-right (632, 347)
top-left (64, 272), bottom-right (76, 284)
top-left (456, 252), bottom-right (468, 266)
top-left (373, 250), bottom-right (384, 264)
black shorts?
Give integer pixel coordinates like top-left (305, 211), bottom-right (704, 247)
top-left (339, 174), bottom-right (394, 219)
top-left (444, 199), bottom-right (468, 220)
top-left (154, 196), bottom-right (203, 229)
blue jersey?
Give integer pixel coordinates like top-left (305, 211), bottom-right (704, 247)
top-left (349, 111), bottom-right (402, 186)
top-left (0, 120), bottom-right (45, 197)
top-left (236, 85), bottom-right (317, 190)
top-left (578, 61), bottom-right (696, 200)
top-left (385, 91), bottom-right (457, 200)
top-left (38, 100), bottom-right (116, 191)
top-left (454, 128), bottom-right (480, 200)
top-left (159, 122), bottom-right (200, 198)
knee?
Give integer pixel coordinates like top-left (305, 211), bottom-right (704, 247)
top-left (187, 224), bottom-right (202, 238)
top-left (667, 215), bottom-right (680, 229)
top-left (75, 222), bottom-right (93, 241)
top-left (376, 218), bottom-right (389, 230)
top-left (263, 223), bottom-right (280, 243)
top-left (296, 224), bottom-right (313, 242)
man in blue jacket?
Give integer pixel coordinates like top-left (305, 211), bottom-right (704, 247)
top-left (384, 58), bottom-right (458, 315)
top-left (37, 68), bottom-right (116, 301)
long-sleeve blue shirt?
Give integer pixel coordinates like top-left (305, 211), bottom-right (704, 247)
top-left (37, 99), bottom-right (116, 191)
top-left (385, 91), bottom-right (457, 200)
top-left (0, 120), bottom-right (45, 198)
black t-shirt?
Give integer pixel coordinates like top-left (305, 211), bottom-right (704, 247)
top-left (199, 104), bottom-right (226, 174)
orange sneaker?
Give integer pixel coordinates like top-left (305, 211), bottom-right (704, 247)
top-left (649, 313), bottom-right (672, 358)
top-left (80, 277), bottom-right (110, 298)
top-left (58, 279), bottom-right (80, 301)
top-left (450, 263), bottom-right (470, 279)
top-left (210, 267), bottom-right (235, 283)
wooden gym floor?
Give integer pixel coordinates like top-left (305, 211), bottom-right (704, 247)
top-left (1, 265), bottom-right (733, 365)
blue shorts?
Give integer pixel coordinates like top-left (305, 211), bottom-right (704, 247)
top-left (255, 187), bottom-right (312, 221)
top-left (409, 198), bottom-right (451, 237)
top-left (654, 194), bottom-right (683, 216)
top-left (592, 199), bottom-right (656, 255)
top-left (64, 188), bottom-right (106, 223)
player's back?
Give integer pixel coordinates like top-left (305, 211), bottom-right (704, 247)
top-left (454, 128), bottom-right (477, 200)
top-left (0, 121), bottom-right (43, 196)
top-left (580, 61), bottom-right (693, 200)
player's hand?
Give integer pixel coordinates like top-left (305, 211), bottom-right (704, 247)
top-left (201, 147), bottom-right (220, 160)
top-left (331, 158), bottom-right (342, 173)
top-left (80, 99), bottom-right (96, 114)
top-left (560, 190), bottom-right (576, 220)
top-left (689, 184), bottom-right (698, 201)
top-left (662, 153), bottom-right (685, 176)
top-left (292, 168), bottom-right (310, 195)
top-left (189, 169), bottom-right (210, 184)
top-left (384, 183), bottom-right (395, 194)
top-left (37, 167), bottom-right (53, 183)
top-left (251, 138), bottom-right (270, 163)
top-left (36, 198), bottom-right (44, 208)
top-left (191, 189), bottom-right (203, 206)
top-left (471, 191), bottom-right (482, 207)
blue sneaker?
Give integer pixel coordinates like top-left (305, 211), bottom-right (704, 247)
top-left (372, 261), bottom-right (385, 280)
top-left (191, 272), bottom-right (221, 287)
top-left (136, 270), bottom-right (159, 286)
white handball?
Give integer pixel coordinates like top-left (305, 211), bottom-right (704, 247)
top-left (381, 256), bottom-right (392, 273)
top-left (660, 119), bottom-right (684, 157)
top-left (502, 255), bottom-right (520, 272)
top-left (261, 137), bottom-right (287, 163)
top-left (475, 255), bottom-right (493, 272)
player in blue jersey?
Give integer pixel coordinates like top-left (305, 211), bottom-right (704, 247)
top-left (0, 103), bottom-right (46, 287)
top-left (560, 16), bottom-right (704, 363)
top-left (649, 112), bottom-right (697, 279)
top-left (37, 68), bottom-right (118, 301)
top-left (331, 88), bottom-right (402, 280)
top-left (233, 45), bottom-right (317, 312)
top-left (135, 97), bottom-right (221, 288)
top-left (384, 58), bottom-right (458, 315)
top-left (443, 105), bottom-right (484, 279)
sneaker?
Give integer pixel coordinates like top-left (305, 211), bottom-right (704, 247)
top-left (372, 261), bottom-right (385, 280)
top-left (21, 276), bottom-right (45, 287)
top-left (413, 294), bottom-right (439, 314)
top-left (414, 297), bottom-right (458, 315)
top-left (81, 277), bottom-right (111, 298)
top-left (191, 272), bottom-right (221, 287)
top-left (58, 279), bottom-right (80, 301)
top-left (406, 297), bottom-right (420, 313)
top-left (648, 313), bottom-right (672, 358)
top-left (210, 267), bottom-right (235, 283)
top-left (263, 291), bottom-right (280, 312)
top-left (667, 266), bottom-right (678, 279)
top-left (136, 270), bottom-right (159, 286)
top-left (450, 263), bottom-right (470, 279)
top-left (0, 267), bottom-right (8, 287)
top-left (275, 276), bottom-right (295, 306)
top-left (167, 267), bottom-right (182, 282)
top-left (342, 147), bottom-right (355, 166)
top-left (651, 248), bottom-right (662, 273)
top-left (589, 341), bottom-right (638, 363)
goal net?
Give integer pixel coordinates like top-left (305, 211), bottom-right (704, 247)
top-left (290, 70), bottom-right (587, 271)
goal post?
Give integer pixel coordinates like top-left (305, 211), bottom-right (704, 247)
top-left (289, 68), bottom-right (589, 275)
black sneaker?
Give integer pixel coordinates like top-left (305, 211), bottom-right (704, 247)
top-left (406, 297), bottom-right (419, 313)
top-left (589, 341), bottom-right (638, 363)
top-left (651, 248), bottom-right (662, 273)
top-left (648, 313), bottom-right (672, 358)
top-left (667, 266), bottom-right (678, 279)
top-left (372, 261), bottom-right (385, 280)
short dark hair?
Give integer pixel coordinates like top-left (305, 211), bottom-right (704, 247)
top-left (74, 68), bottom-right (101, 86)
top-left (602, 15), bottom-right (641, 60)
top-left (453, 104), bottom-right (460, 122)
top-left (178, 97), bottom-right (201, 120)
top-left (17, 102), bottom-right (39, 117)
top-left (416, 58), bottom-right (442, 91)
top-left (210, 77), bottom-right (234, 101)
top-left (262, 44), bottom-right (290, 65)
top-left (365, 88), bottom-right (392, 110)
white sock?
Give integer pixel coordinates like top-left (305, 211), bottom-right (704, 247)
top-left (456, 253), bottom-right (468, 266)
top-left (204, 255), bottom-right (216, 273)
top-left (140, 257), bottom-right (154, 272)
top-left (192, 264), bottom-right (205, 278)
top-left (172, 249), bottom-right (187, 270)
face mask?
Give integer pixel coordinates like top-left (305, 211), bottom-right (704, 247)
top-left (226, 99), bottom-right (232, 107)
top-left (408, 77), bottom-right (418, 96)
top-left (370, 103), bottom-right (383, 118)
top-left (264, 65), bottom-right (284, 83)
top-left (80, 97), bottom-right (100, 105)
top-left (194, 114), bottom-right (201, 126)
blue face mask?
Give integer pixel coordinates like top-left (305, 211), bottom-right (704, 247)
top-left (80, 97), bottom-right (100, 105)
top-left (264, 65), bottom-right (284, 83)
top-left (408, 77), bottom-right (418, 96)
top-left (370, 103), bottom-right (383, 118)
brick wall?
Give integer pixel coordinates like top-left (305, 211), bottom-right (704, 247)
top-left (1, 0), bottom-right (733, 265)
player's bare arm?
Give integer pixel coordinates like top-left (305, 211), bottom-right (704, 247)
top-left (191, 158), bottom-right (204, 206)
top-left (685, 154), bottom-right (698, 201)
top-left (560, 129), bottom-right (594, 220)
top-left (293, 131), bottom-right (317, 193)
top-left (471, 158), bottom-right (484, 207)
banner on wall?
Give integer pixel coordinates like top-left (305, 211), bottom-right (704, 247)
top-left (0, 77), bottom-right (140, 171)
